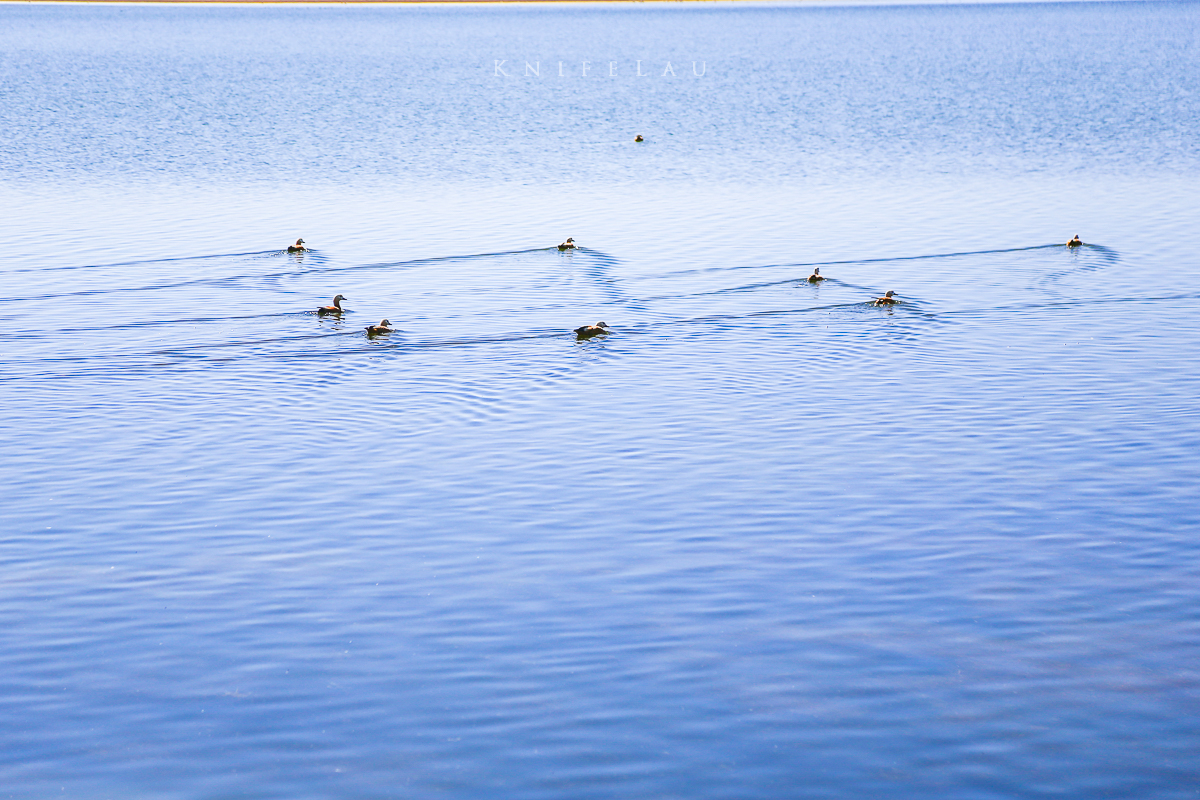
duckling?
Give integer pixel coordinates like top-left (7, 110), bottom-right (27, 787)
top-left (872, 290), bottom-right (898, 306)
top-left (287, 238), bottom-right (307, 253)
top-left (1067, 234), bottom-right (1082, 247)
top-left (365, 319), bottom-right (394, 336)
top-left (317, 294), bottom-right (347, 316)
top-left (558, 237), bottom-right (577, 251)
top-left (634, 135), bottom-right (644, 143)
top-left (574, 321), bottom-right (610, 338)
top-left (807, 268), bottom-right (826, 283)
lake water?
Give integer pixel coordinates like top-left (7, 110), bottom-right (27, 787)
top-left (2, 1), bottom-right (1199, 797)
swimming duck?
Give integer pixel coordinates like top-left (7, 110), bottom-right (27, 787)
top-left (287, 238), bottom-right (307, 253)
top-left (807, 268), bottom-right (826, 283)
top-left (558, 238), bottom-right (577, 251)
top-left (634, 135), bottom-right (644, 143)
top-left (1067, 235), bottom-right (1082, 247)
top-left (365, 319), bottom-right (394, 336)
top-left (574, 322), bottom-right (610, 338)
top-left (872, 290), bottom-right (898, 306)
top-left (317, 294), bottom-right (347, 316)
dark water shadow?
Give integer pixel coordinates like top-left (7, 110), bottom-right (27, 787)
top-left (0, 249), bottom-right (331, 277)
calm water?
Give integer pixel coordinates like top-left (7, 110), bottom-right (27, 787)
top-left (2, 2), bottom-right (1199, 797)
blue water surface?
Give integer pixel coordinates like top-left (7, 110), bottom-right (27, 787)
top-left (1, 2), bottom-right (1199, 798)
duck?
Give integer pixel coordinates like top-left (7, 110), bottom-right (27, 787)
top-left (287, 238), bottom-right (307, 253)
top-left (317, 294), bottom-right (347, 316)
top-left (558, 238), bottom-right (577, 251)
top-left (365, 319), bottom-right (394, 336)
top-left (872, 290), bottom-right (898, 306)
top-left (634, 135), bottom-right (644, 143)
top-left (574, 322), bottom-right (610, 338)
top-left (1067, 234), bottom-right (1082, 247)
top-left (807, 268), bottom-right (826, 283)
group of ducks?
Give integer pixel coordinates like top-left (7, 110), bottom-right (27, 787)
top-left (295, 233), bottom-right (1086, 338)
top-left (294, 239), bottom-right (395, 334)
top-left (804, 267), bottom-right (897, 306)
top-left (299, 237), bottom-right (596, 338)
top-left (315, 293), bottom-right (396, 335)
top-left (805, 234), bottom-right (1084, 306)
top-left (564, 232), bottom-right (608, 337)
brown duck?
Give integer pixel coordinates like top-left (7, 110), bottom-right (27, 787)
top-left (317, 295), bottom-right (346, 316)
top-left (574, 322), bottom-right (610, 338)
top-left (365, 319), bottom-right (394, 336)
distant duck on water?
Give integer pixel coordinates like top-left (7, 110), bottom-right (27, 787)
top-left (634, 135), bottom-right (644, 142)
top-left (1067, 234), bottom-right (1083, 247)
top-left (574, 322), bottom-right (610, 338)
top-left (872, 290), bottom-right (898, 306)
top-left (807, 268), bottom-right (826, 283)
top-left (317, 294), bottom-right (346, 316)
top-left (287, 238), bottom-right (307, 253)
top-left (366, 319), bottom-right (394, 336)
top-left (558, 238), bottom-right (577, 251)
